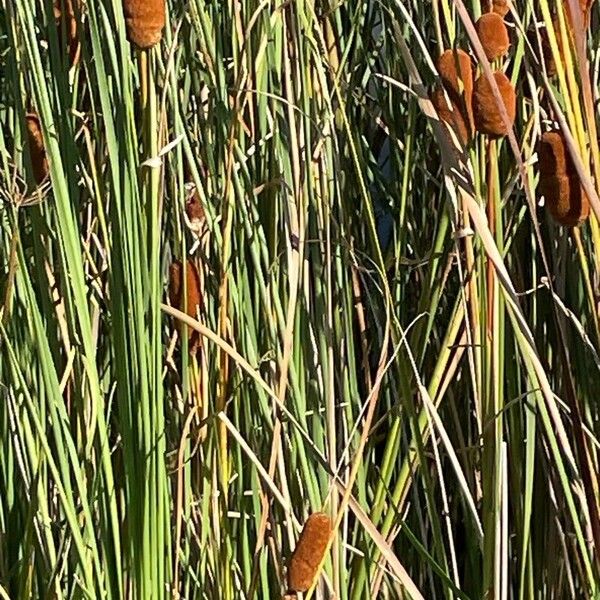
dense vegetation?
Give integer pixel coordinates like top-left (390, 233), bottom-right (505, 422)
top-left (1, 0), bottom-right (600, 598)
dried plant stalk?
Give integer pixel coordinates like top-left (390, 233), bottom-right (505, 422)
top-left (287, 513), bottom-right (332, 593)
top-left (475, 12), bottom-right (510, 61)
top-left (122, 0), bottom-right (165, 49)
top-left (566, 0), bottom-right (596, 29)
top-left (169, 259), bottom-right (203, 349)
top-left (582, 0), bottom-right (596, 27)
top-left (472, 71), bottom-right (516, 137)
top-left (25, 113), bottom-right (49, 184)
top-left (538, 131), bottom-right (590, 226)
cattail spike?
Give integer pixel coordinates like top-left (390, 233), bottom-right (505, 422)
top-left (538, 131), bottom-right (590, 227)
top-left (287, 513), bottom-right (332, 593)
top-left (434, 49), bottom-right (474, 144)
top-left (169, 259), bottom-right (203, 350)
top-left (437, 49), bottom-right (473, 100)
top-left (475, 12), bottom-right (510, 61)
top-left (472, 71), bottom-right (516, 138)
top-left (123, 0), bottom-right (165, 49)
top-left (25, 113), bottom-right (49, 184)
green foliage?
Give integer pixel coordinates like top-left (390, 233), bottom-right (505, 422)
top-left (1, 0), bottom-right (600, 598)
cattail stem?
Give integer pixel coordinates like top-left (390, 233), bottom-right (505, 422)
top-left (139, 50), bottom-right (149, 115)
top-left (481, 136), bottom-right (504, 599)
top-left (25, 113), bottom-right (49, 184)
top-left (1, 230), bottom-right (19, 324)
top-left (486, 139), bottom-right (496, 338)
top-left (216, 106), bottom-right (238, 600)
top-left (139, 42), bottom-right (167, 596)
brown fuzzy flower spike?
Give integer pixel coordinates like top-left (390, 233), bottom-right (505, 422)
top-left (437, 49), bottom-right (474, 101)
top-left (287, 512), bottom-right (332, 593)
top-left (538, 131), bottom-right (590, 226)
top-left (475, 12), bottom-right (510, 61)
top-left (538, 132), bottom-right (568, 175)
top-left (472, 71), bottom-right (516, 137)
top-left (169, 259), bottom-right (203, 349)
top-left (434, 49), bottom-right (474, 143)
top-left (25, 113), bottom-right (49, 184)
top-left (122, 0), bottom-right (165, 49)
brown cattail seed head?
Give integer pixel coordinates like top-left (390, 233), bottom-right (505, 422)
top-left (287, 513), bottom-right (332, 593)
top-left (435, 49), bottom-right (474, 142)
top-left (122, 0), bottom-right (165, 49)
top-left (25, 113), bottom-right (49, 184)
top-left (538, 132), bottom-right (568, 176)
top-left (431, 87), bottom-right (471, 146)
top-left (538, 131), bottom-right (590, 226)
top-left (492, 0), bottom-right (510, 17)
top-left (475, 12), bottom-right (510, 61)
top-left (169, 259), bottom-right (202, 348)
top-left (472, 71), bottom-right (516, 137)
top-left (437, 49), bottom-right (473, 100)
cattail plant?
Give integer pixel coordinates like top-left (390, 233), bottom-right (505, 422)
top-left (431, 87), bottom-right (471, 145)
top-left (538, 131), bottom-right (590, 226)
top-left (169, 259), bottom-right (203, 349)
top-left (287, 512), bottom-right (332, 593)
top-left (53, 0), bottom-right (80, 66)
top-left (472, 71), bottom-right (516, 137)
top-left (437, 49), bottom-right (474, 104)
top-left (25, 113), bottom-right (48, 184)
top-left (122, 0), bottom-right (165, 49)
top-left (432, 49), bottom-right (474, 145)
top-left (475, 12), bottom-right (510, 61)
